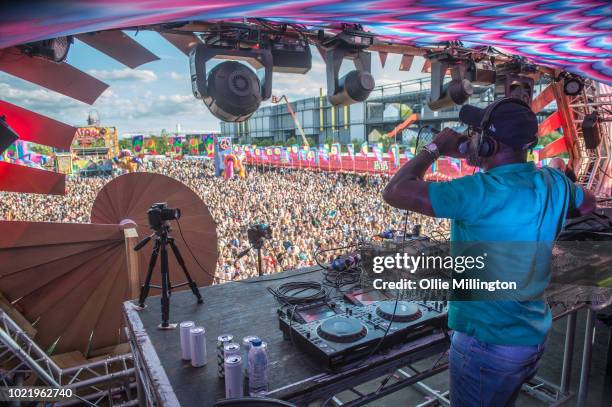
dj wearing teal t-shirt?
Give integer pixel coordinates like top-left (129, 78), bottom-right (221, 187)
top-left (383, 98), bottom-right (595, 407)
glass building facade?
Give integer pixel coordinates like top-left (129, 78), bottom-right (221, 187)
top-left (220, 78), bottom-right (552, 144)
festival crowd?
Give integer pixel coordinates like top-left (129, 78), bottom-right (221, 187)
top-left (0, 160), bottom-right (450, 282)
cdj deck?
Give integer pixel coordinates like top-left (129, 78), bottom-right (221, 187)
top-left (278, 290), bottom-right (447, 368)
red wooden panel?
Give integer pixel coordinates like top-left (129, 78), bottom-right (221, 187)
top-left (378, 51), bottom-right (388, 68)
top-left (538, 137), bottom-right (568, 160)
top-left (0, 161), bottom-right (65, 194)
top-left (531, 84), bottom-right (555, 114)
top-left (77, 30), bottom-right (159, 68)
top-left (0, 100), bottom-right (76, 150)
top-left (538, 111), bottom-right (562, 136)
top-left (158, 32), bottom-right (200, 55)
top-left (399, 54), bottom-right (414, 71)
top-left (0, 47), bottom-right (108, 105)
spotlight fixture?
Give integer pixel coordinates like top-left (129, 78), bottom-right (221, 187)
top-left (189, 26), bottom-right (273, 122)
top-left (426, 51), bottom-right (474, 111)
top-left (0, 115), bottom-right (19, 155)
top-left (18, 36), bottom-right (73, 62)
top-left (321, 28), bottom-right (375, 106)
top-left (562, 73), bottom-right (584, 96)
top-left (495, 58), bottom-right (537, 104)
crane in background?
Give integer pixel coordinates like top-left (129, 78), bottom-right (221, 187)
top-left (271, 95), bottom-right (309, 148)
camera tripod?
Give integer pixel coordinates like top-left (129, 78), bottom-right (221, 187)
top-left (134, 224), bottom-right (203, 328)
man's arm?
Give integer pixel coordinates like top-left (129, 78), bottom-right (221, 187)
top-left (382, 128), bottom-right (464, 216)
top-left (382, 151), bottom-right (436, 215)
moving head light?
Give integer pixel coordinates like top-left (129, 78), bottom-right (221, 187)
top-left (495, 58), bottom-right (537, 104)
top-left (190, 42), bottom-right (273, 122)
top-left (322, 29), bottom-right (375, 106)
top-left (427, 57), bottom-right (473, 111)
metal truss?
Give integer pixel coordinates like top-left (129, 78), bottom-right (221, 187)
top-left (562, 81), bottom-right (611, 199)
top-left (0, 309), bottom-right (137, 406)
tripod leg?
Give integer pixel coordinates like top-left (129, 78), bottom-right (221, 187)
top-left (138, 240), bottom-right (160, 308)
top-left (160, 239), bottom-right (171, 328)
top-left (169, 238), bottom-right (204, 304)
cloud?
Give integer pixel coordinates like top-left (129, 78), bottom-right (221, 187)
top-left (169, 71), bottom-right (186, 81)
top-left (88, 68), bottom-right (158, 82)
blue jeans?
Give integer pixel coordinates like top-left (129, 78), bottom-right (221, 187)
top-left (449, 331), bottom-right (545, 407)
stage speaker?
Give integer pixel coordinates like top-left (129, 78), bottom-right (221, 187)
top-left (582, 112), bottom-right (601, 149)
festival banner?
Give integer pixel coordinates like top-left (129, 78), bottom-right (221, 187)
top-left (318, 145), bottom-right (329, 161)
top-left (291, 145), bottom-right (299, 154)
top-left (273, 146), bottom-right (282, 156)
top-left (360, 141), bottom-right (368, 156)
top-left (347, 143), bottom-right (355, 159)
top-left (372, 144), bottom-right (383, 162)
top-left (173, 136), bottom-right (183, 154)
top-left (189, 136), bottom-right (200, 155)
top-left (331, 143), bottom-right (342, 163)
top-left (145, 137), bottom-right (156, 152)
top-left (132, 135), bottom-right (144, 154)
top-left (203, 134), bottom-right (215, 157)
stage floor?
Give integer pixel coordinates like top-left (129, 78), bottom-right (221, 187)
top-left (124, 267), bottom-right (611, 406)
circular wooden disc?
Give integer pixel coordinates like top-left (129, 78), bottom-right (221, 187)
top-left (91, 172), bottom-right (218, 288)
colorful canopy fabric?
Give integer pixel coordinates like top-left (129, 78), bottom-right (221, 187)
top-left (0, 1), bottom-right (610, 84)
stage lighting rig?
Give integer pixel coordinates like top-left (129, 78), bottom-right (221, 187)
top-left (559, 72), bottom-right (585, 96)
top-left (320, 27), bottom-right (375, 106)
top-left (190, 23), bottom-right (273, 122)
top-left (426, 48), bottom-right (476, 111)
top-left (494, 57), bottom-right (537, 104)
top-left (18, 36), bottom-right (73, 62)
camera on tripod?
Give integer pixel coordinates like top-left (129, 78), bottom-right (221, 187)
top-left (247, 223), bottom-right (272, 247)
top-left (147, 202), bottom-right (181, 231)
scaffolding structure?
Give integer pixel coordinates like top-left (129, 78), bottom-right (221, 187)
top-left (0, 310), bottom-right (137, 406)
top-left (557, 81), bottom-right (612, 199)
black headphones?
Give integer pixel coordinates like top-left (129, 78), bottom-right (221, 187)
top-left (466, 97), bottom-right (535, 166)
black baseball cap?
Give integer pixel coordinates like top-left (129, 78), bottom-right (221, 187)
top-left (459, 98), bottom-right (539, 150)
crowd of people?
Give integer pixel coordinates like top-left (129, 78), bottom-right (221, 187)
top-left (0, 160), bottom-right (450, 282)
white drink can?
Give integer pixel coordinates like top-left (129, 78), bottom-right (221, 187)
top-left (189, 326), bottom-right (207, 367)
top-left (224, 355), bottom-right (244, 398)
top-left (179, 321), bottom-right (195, 360)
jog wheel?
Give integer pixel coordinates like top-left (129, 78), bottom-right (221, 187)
top-left (375, 301), bottom-right (422, 322)
top-left (317, 316), bottom-right (367, 343)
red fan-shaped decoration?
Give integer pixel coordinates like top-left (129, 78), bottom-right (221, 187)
top-left (0, 173), bottom-right (217, 355)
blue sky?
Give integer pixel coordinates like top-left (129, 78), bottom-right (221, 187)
top-left (0, 30), bottom-right (427, 136)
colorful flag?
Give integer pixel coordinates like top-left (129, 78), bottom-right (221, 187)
top-left (274, 146), bottom-right (282, 156)
top-left (265, 147), bottom-right (273, 156)
top-left (291, 144), bottom-right (299, 154)
top-left (389, 144), bottom-right (400, 167)
top-left (318, 145), bottom-right (329, 161)
top-left (372, 145), bottom-right (383, 162)
top-left (132, 135), bottom-right (144, 153)
top-left (347, 143), bottom-right (355, 159)
top-left (360, 141), bottom-right (368, 156)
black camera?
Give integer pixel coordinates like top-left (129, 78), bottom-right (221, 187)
top-left (147, 202), bottom-right (181, 230)
top-left (247, 223), bottom-right (272, 246)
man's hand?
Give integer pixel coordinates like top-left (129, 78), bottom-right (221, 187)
top-left (432, 128), bottom-right (466, 158)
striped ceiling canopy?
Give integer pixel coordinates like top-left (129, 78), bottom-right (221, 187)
top-left (0, 0), bottom-right (610, 84)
